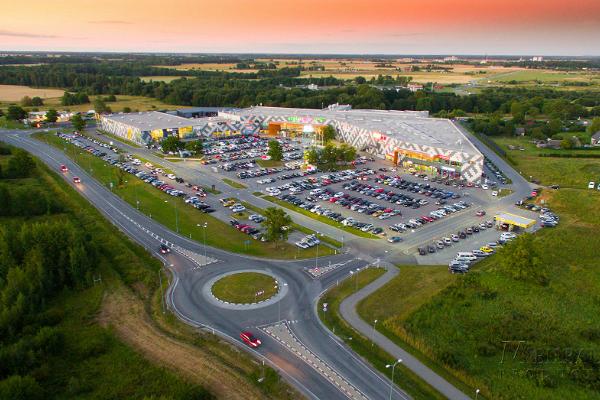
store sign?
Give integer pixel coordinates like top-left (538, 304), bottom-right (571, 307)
top-left (441, 166), bottom-right (455, 172)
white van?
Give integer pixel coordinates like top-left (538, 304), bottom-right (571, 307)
top-left (456, 252), bottom-right (475, 258)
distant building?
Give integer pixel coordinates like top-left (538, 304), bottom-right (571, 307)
top-left (591, 131), bottom-right (600, 146)
top-left (537, 139), bottom-right (562, 149)
top-left (407, 83), bottom-right (424, 92)
top-left (532, 56), bottom-right (544, 62)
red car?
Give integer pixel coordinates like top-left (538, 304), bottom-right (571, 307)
top-left (73, 177), bottom-right (81, 184)
top-left (240, 331), bottom-right (261, 348)
top-left (60, 164), bottom-right (68, 173)
top-left (476, 210), bottom-right (486, 217)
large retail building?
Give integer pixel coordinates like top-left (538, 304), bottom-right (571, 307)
top-left (98, 105), bottom-right (483, 182)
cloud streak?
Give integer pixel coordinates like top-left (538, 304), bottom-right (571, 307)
top-left (88, 20), bottom-right (131, 25)
top-left (0, 29), bottom-right (58, 39)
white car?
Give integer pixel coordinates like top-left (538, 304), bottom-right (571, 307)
top-left (588, 181), bottom-right (596, 189)
top-left (481, 184), bottom-right (489, 190)
top-left (167, 173), bottom-right (177, 180)
top-left (491, 191), bottom-right (498, 196)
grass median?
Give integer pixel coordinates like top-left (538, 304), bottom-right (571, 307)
top-left (262, 195), bottom-right (378, 239)
top-left (237, 200), bottom-right (343, 249)
top-left (35, 132), bottom-right (331, 259)
top-left (318, 267), bottom-right (445, 400)
top-left (222, 178), bottom-right (247, 189)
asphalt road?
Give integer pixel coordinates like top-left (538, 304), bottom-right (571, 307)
top-left (2, 129), bottom-right (420, 400)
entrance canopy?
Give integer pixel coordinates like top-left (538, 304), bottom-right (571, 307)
top-left (495, 212), bottom-right (536, 228)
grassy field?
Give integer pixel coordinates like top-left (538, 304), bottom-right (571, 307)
top-left (222, 177), bottom-right (248, 189)
top-left (263, 195), bottom-right (378, 239)
top-left (358, 185), bottom-right (600, 399)
top-left (255, 159), bottom-right (284, 168)
top-left (35, 132), bottom-right (331, 259)
top-left (492, 70), bottom-right (599, 84)
top-left (211, 272), bottom-right (278, 303)
top-left (0, 84), bottom-right (64, 101)
top-left (318, 267), bottom-right (446, 400)
top-left (491, 136), bottom-right (600, 188)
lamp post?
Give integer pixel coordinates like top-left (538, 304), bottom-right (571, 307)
top-left (275, 283), bottom-right (288, 321)
top-left (385, 359), bottom-right (402, 400)
top-left (198, 222), bottom-right (208, 265)
top-left (165, 199), bottom-right (179, 233)
top-left (475, 389), bottom-right (480, 399)
top-left (371, 319), bottom-right (378, 346)
top-left (314, 231), bottom-right (320, 269)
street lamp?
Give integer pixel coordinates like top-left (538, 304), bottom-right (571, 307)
top-left (371, 319), bottom-right (378, 346)
top-left (314, 231), bottom-right (320, 269)
top-left (385, 359), bottom-right (403, 400)
top-left (475, 389), bottom-right (480, 399)
top-left (275, 283), bottom-right (288, 321)
top-left (197, 222), bottom-right (208, 265)
top-left (165, 199), bottom-right (179, 233)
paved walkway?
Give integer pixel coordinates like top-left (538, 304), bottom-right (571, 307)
top-left (339, 266), bottom-right (472, 400)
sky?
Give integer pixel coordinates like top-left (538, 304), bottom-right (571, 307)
top-left (1, 0), bottom-right (599, 55)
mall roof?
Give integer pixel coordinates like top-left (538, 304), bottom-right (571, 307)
top-left (225, 106), bottom-right (479, 154)
top-left (102, 111), bottom-right (193, 131)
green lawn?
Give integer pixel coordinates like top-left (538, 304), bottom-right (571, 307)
top-left (358, 187), bottom-right (600, 399)
top-left (255, 159), bottom-right (284, 168)
top-left (96, 129), bottom-right (143, 148)
top-left (222, 178), bottom-right (248, 189)
top-left (318, 267), bottom-right (445, 400)
top-left (34, 132), bottom-right (330, 259)
top-left (262, 195), bottom-right (378, 239)
top-left (492, 136), bottom-right (600, 188)
top-left (211, 272), bottom-right (278, 303)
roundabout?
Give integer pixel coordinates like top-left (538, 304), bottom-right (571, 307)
top-left (204, 269), bottom-right (289, 310)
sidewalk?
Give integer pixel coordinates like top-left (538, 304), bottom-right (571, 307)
top-left (339, 266), bottom-right (472, 400)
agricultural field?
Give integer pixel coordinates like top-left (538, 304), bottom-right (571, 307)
top-left (0, 84), bottom-right (64, 101)
top-left (140, 76), bottom-right (187, 83)
top-left (491, 69), bottom-right (600, 84)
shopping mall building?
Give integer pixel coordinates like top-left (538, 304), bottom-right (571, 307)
top-left (99, 105), bottom-right (484, 182)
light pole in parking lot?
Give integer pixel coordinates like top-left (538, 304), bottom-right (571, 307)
top-left (314, 231), bottom-right (320, 269)
top-left (385, 359), bottom-right (402, 400)
top-left (198, 222), bottom-right (208, 264)
top-left (165, 199), bottom-right (179, 233)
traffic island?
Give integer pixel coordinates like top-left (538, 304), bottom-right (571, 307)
top-left (211, 272), bottom-right (278, 304)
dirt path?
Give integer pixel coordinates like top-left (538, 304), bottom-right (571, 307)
top-left (98, 285), bottom-right (265, 400)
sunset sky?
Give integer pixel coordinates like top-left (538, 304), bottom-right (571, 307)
top-left (1, 0), bottom-right (599, 55)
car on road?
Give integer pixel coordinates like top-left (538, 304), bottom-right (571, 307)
top-left (387, 236), bottom-right (403, 243)
top-left (240, 331), bottom-right (261, 348)
top-left (60, 164), bottom-right (68, 172)
top-left (159, 244), bottom-right (171, 254)
top-left (476, 210), bottom-right (486, 217)
top-left (72, 176), bottom-right (81, 184)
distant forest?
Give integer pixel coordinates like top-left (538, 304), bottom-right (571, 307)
top-left (0, 55), bottom-right (599, 121)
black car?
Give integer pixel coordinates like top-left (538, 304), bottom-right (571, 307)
top-left (159, 244), bottom-right (171, 254)
top-left (418, 247), bottom-right (427, 256)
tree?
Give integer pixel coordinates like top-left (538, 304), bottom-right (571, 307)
top-left (160, 136), bottom-right (184, 153)
top-left (93, 98), bottom-right (111, 114)
top-left (320, 143), bottom-right (339, 170)
top-left (122, 107), bottom-right (132, 113)
top-left (20, 96), bottom-right (33, 107)
top-left (321, 125), bottom-right (336, 144)
top-left (548, 118), bottom-right (563, 135)
top-left (184, 140), bottom-right (203, 155)
top-left (587, 117), bottom-right (600, 137)
top-left (6, 149), bottom-right (36, 179)
top-left (305, 148), bottom-right (319, 164)
top-left (0, 375), bottom-right (43, 400)
top-left (262, 207), bottom-right (292, 244)
top-left (6, 106), bottom-right (27, 121)
top-left (45, 109), bottom-right (58, 123)
top-left (339, 143), bottom-right (356, 164)
top-left (560, 138), bottom-right (573, 149)
top-left (70, 114), bottom-right (86, 132)
top-left (498, 234), bottom-right (548, 285)
top-left (267, 139), bottom-right (283, 161)
top-left (31, 97), bottom-right (43, 106)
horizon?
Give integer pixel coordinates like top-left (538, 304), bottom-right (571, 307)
top-left (1, 0), bottom-right (599, 56)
